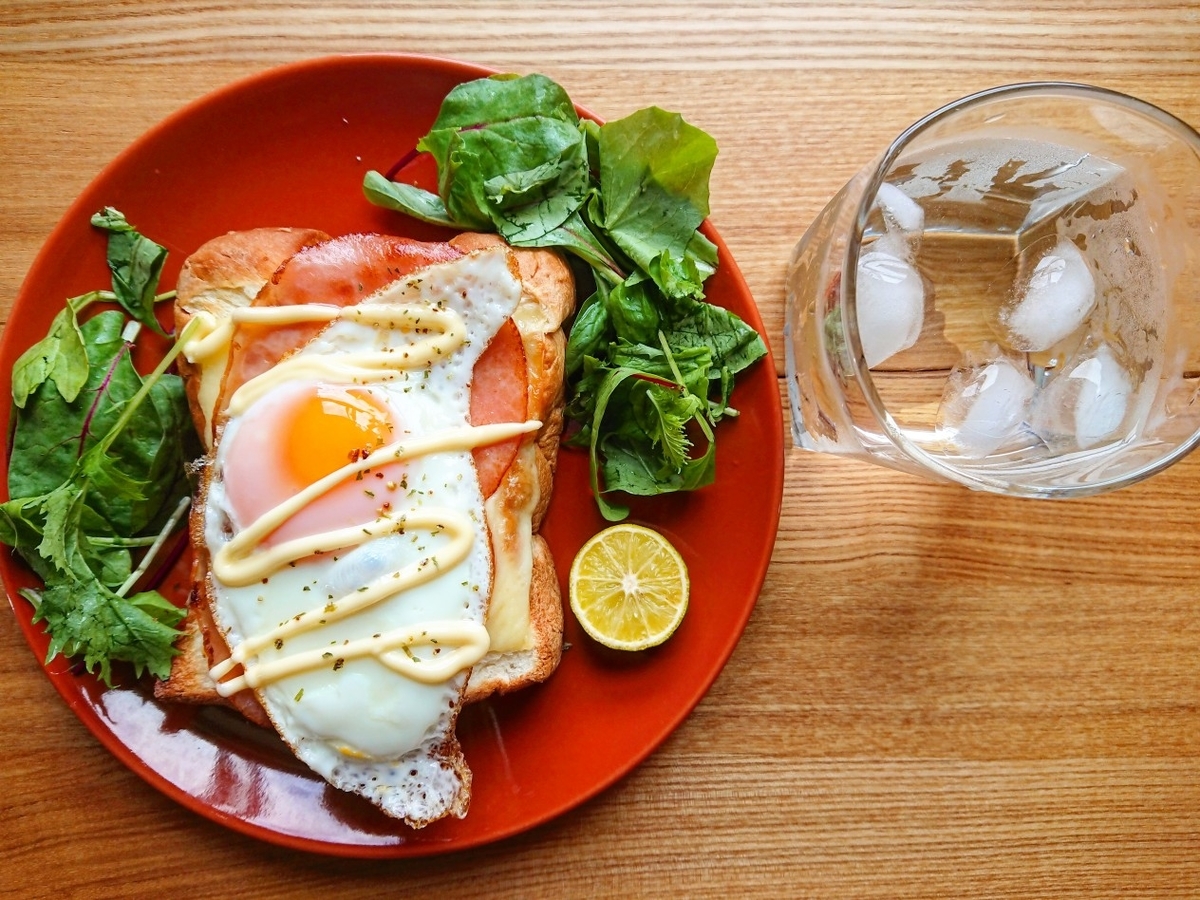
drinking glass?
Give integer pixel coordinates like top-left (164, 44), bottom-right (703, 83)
top-left (784, 82), bottom-right (1200, 496)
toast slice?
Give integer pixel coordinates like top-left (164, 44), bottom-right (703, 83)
top-left (154, 229), bottom-right (571, 720)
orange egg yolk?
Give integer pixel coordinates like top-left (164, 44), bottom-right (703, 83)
top-left (283, 388), bottom-right (395, 488)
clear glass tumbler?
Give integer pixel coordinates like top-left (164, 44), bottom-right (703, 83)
top-left (784, 82), bottom-right (1200, 497)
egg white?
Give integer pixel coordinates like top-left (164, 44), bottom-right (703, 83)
top-left (202, 247), bottom-right (522, 823)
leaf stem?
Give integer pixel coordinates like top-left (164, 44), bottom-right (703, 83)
top-left (77, 334), bottom-right (135, 459)
top-left (94, 316), bottom-right (201, 458)
top-left (384, 147), bottom-right (421, 180)
top-left (68, 289), bottom-right (118, 310)
top-left (658, 330), bottom-right (689, 389)
top-left (88, 535), bottom-right (161, 548)
top-left (115, 495), bottom-right (191, 598)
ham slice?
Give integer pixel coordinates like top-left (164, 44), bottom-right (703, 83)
top-left (216, 232), bottom-right (529, 498)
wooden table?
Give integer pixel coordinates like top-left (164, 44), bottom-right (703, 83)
top-left (3, 3), bottom-right (1200, 897)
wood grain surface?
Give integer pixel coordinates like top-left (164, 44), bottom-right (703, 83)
top-left (3, 3), bottom-right (1200, 898)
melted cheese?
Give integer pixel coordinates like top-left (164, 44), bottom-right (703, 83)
top-left (483, 440), bottom-right (540, 652)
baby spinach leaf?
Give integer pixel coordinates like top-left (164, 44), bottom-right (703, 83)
top-left (8, 311), bottom-right (130, 498)
top-left (9, 294), bottom-right (97, 409)
top-left (597, 107), bottom-right (716, 291)
top-left (602, 422), bottom-right (716, 496)
top-left (583, 365), bottom-right (638, 522)
top-left (362, 171), bottom-right (456, 227)
top-left (605, 275), bottom-right (660, 346)
top-left (565, 290), bottom-right (610, 375)
top-left (90, 208), bottom-right (169, 335)
top-left (9, 311), bottom-right (197, 540)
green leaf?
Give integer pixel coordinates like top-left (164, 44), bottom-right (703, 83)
top-left (605, 275), bottom-right (661, 346)
top-left (633, 381), bottom-right (702, 471)
top-left (32, 580), bottom-right (183, 683)
top-left (649, 250), bottom-right (706, 302)
top-left (662, 297), bottom-right (768, 388)
top-left (565, 289), bottom-right (610, 375)
top-left (8, 311), bottom-right (196, 538)
top-left (0, 498), bottom-right (44, 549)
top-left (600, 405), bottom-right (710, 496)
top-left (422, 73), bottom-right (578, 138)
top-left (414, 75), bottom-right (585, 236)
top-left (597, 107), bottom-right (717, 285)
top-left (684, 229), bottom-right (719, 282)
top-left (90, 207), bottom-right (168, 335)
top-left (609, 339), bottom-right (712, 400)
top-left (362, 171), bottom-right (455, 226)
top-left (37, 487), bottom-right (86, 578)
top-left (10, 300), bottom-right (90, 408)
top-left (597, 440), bottom-right (662, 497)
top-left (529, 209), bottom-right (624, 282)
top-left (443, 116), bottom-right (591, 240)
top-left (9, 311), bottom-right (134, 501)
top-left (585, 366), bottom-right (639, 522)
top-left (601, 428), bottom-right (716, 496)
top-left (358, 73), bottom-right (766, 518)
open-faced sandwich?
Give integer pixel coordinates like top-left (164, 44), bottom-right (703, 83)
top-left (153, 227), bottom-right (574, 828)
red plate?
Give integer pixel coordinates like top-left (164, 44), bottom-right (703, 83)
top-left (0, 54), bottom-right (783, 857)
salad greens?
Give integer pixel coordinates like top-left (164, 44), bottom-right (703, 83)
top-left (1, 210), bottom-right (197, 684)
top-left (363, 73), bottom-right (766, 520)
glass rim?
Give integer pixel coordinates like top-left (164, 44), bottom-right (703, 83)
top-left (839, 80), bottom-right (1200, 496)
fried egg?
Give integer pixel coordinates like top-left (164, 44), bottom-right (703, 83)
top-left (196, 246), bottom-right (532, 825)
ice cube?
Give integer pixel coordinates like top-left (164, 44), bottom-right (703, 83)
top-left (874, 182), bottom-right (925, 235)
top-left (1000, 237), bottom-right (1096, 352)
top-left (939, 356), bottom-right (1035, 458)
top-left (1030, 344), bottom-right (1133, 450)
top-left (855, 238), bottom-right (925, 368)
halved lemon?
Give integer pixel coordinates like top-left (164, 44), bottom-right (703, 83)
top-left (568, 523), bottom-right (689, 651)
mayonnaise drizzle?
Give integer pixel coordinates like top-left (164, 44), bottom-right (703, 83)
top-left (200, 278), bottom-right (535, 703)
top-left (182, 303), bottom-right (467, 416)
top-left (209, 507), bottom-right (475, 685)
top-left (208, 421), bottom-right (537, 697)
top-left (212, 422), bottom-right (539, 587)
top-left (218, 620), bottom-right (494, 694)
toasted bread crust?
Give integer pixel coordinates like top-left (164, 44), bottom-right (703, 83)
top-left (449, 233), bottom-right (571, 701)
top-left (156, 228), bottom-right (329, 720)
top-left (156, 229), bottom-right (573, 724)
top-left (152, 583), bottom-right (272, 727)
top-left (463, 534), bottom-right (563, 702)
top-left (175, 227), bottom-right (330, 447)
